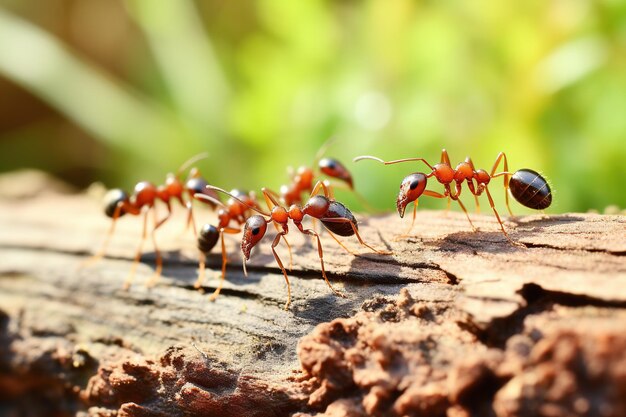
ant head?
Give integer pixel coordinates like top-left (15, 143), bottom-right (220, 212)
top-left (318, 158), bottom-right (353, 189)
top-left (242, 215), bottom-right (268, 260)
top-left (197, 224), bottom-right (219, 254)
top-left (396, 173), bottom-right (427, 218)
top-left (302, 195), bottom-right (330, 219)
top-left (104, 189), bottom-right (129, 218)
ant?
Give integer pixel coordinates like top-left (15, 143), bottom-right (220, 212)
top-left (207, 181), bottom-right (389, 310)
top-left (191, 189), bottom-right (263, 300)
top-left (354, 149), bottom-right (552, 244)
top-left (279, 138), bottom-right (368, 208)
top-left (85, 153), bottom-right (221, 289)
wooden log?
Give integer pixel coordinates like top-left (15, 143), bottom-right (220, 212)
top-left (0, 177), bottom-right (624, 416)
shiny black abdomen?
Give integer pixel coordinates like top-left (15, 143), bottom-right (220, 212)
top-left (187, 177), bottom-right (220, 206)
top-left (197, 224), bottom-right (219, 254)
top-left (509, 169), bottom-right (552, 210)
top-left (104, 189), bottom-right (129, 218)
top-left (320, 201), bottom-right (358, 236)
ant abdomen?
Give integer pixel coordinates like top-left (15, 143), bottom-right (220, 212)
top-left (509, 169), bottom-right (552, 210)
top-left (318, 158), bottom-right (353, 189)
top-left (104, 189), bottom-right (129, 218)
top-left (187, 178), bottom-right (220, 206)
top-left (197, 224), bottom-right (219, 255)
top-left (320, 201), bottom-right (357, 236)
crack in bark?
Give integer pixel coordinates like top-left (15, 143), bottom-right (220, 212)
top-left (462, 282), bottom-right (626, 349)
top-left (523, 241), bottom-right (626, 256)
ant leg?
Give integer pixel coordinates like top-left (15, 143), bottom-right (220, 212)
top-left (325, 229), bottom-right (359, 256)
top-left (270, 221), bottom-right (292, 267)
top-left (145, 203), bottom-right (173, 288)
top-left (270, 230), bottom-right (292, 310)
top-left (261, 188), bottom-right (281, 211)
top-left (194, 251), bottom-right (207, 292)
top-left (454, 198), bottom-right (477, 232)
top-left (440, 149), bottom-right (451, 165)
top-left (282, 235), bottom-right (293, 271)
top-left (185, 201), bottom-right (198, 237)
top-left (464, 158), bottom-right (481, 213)
top-left (490, 152), bottom-right (513, 216)
top-left (81, 203), bottom-right (124, 267)
top-left (484, 187), bottom-right (523, 247)
top-left (325, 180), bottom-right (335, 199)
top-left (123, 207), bottom-right (150, 290)
top-left (299, 226), bottom-right (346, 298)
top-left (208, 227), bottom-right (240, 301)
top-left (318, 217), bottom-right (391, 255)
top-left (422, 189), bottom-right (476, 231)
top-left (310, 180), bottom-right (331, 198)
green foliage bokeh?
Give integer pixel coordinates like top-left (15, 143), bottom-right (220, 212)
top-left (0, 0), bottom-right (625, 213)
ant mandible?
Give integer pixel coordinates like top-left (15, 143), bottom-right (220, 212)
top-left (354, 149), bottom-right (552, 244)
top-left (191, 189), bottom-right (265, 300)
top-left (86, 153), bottom-right (221, 288)
top-left (207, 181), bottom-right (388, 310)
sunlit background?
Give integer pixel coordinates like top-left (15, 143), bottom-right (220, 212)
top-left (1, 0), bottom-right (625, 214)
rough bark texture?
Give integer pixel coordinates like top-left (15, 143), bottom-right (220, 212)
top-left (0, 176), bottom-right (624, 417)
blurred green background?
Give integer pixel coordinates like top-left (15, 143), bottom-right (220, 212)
top-left (0, 0), bottom-right (625, 214)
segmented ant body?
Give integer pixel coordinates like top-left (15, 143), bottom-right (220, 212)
top-left (207, 181), bottom-right (387, 309)
top-left (193, 189), bottom-right (260, 299)
top-left (88, 153), bottom-right (220, 288)
top-left (355, 149), bottom-right (552, 244)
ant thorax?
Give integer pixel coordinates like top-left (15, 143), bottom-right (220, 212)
top-left (288, 205), bottom-right (304, 223)
top-left (271, 206), bottom-right (289, 224)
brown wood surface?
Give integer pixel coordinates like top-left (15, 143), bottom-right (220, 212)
top-left (0, 181), bottom-right (625, 417)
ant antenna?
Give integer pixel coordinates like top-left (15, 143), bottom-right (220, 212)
top-left (353, 155), bottom-right (385, 164)
top-left (193, 193), bottom-right (228, 209)
top-left (206, 185), bottom-right (271, 216)
top-left (354, 155), bottom-right (435, 170)
top-left (176, 152), bottom-right (210, 178)
top-left (313, 136), bottom-right (338, 166)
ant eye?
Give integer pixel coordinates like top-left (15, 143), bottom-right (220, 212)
top-left (410, 179), bottom-right (420, 190)
top-left (252, 227), bottom-right (261, 235)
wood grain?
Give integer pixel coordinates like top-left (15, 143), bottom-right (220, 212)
top-left (0, 184), bottom-right (624, 416)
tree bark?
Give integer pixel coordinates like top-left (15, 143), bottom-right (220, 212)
top-left (0, 179), bottom-right (625, 417)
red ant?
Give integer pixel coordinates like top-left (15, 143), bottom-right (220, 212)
top-left (191, 189), bottom-right (263, 300)
top-left (207, 181), bottom-right (389, 309)
top-left (279, 138), bottom-right (368, 208)
top-left (85, 153), bottom-right (221, 288)
top-left (354, 149), bottom-right (552, 244)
